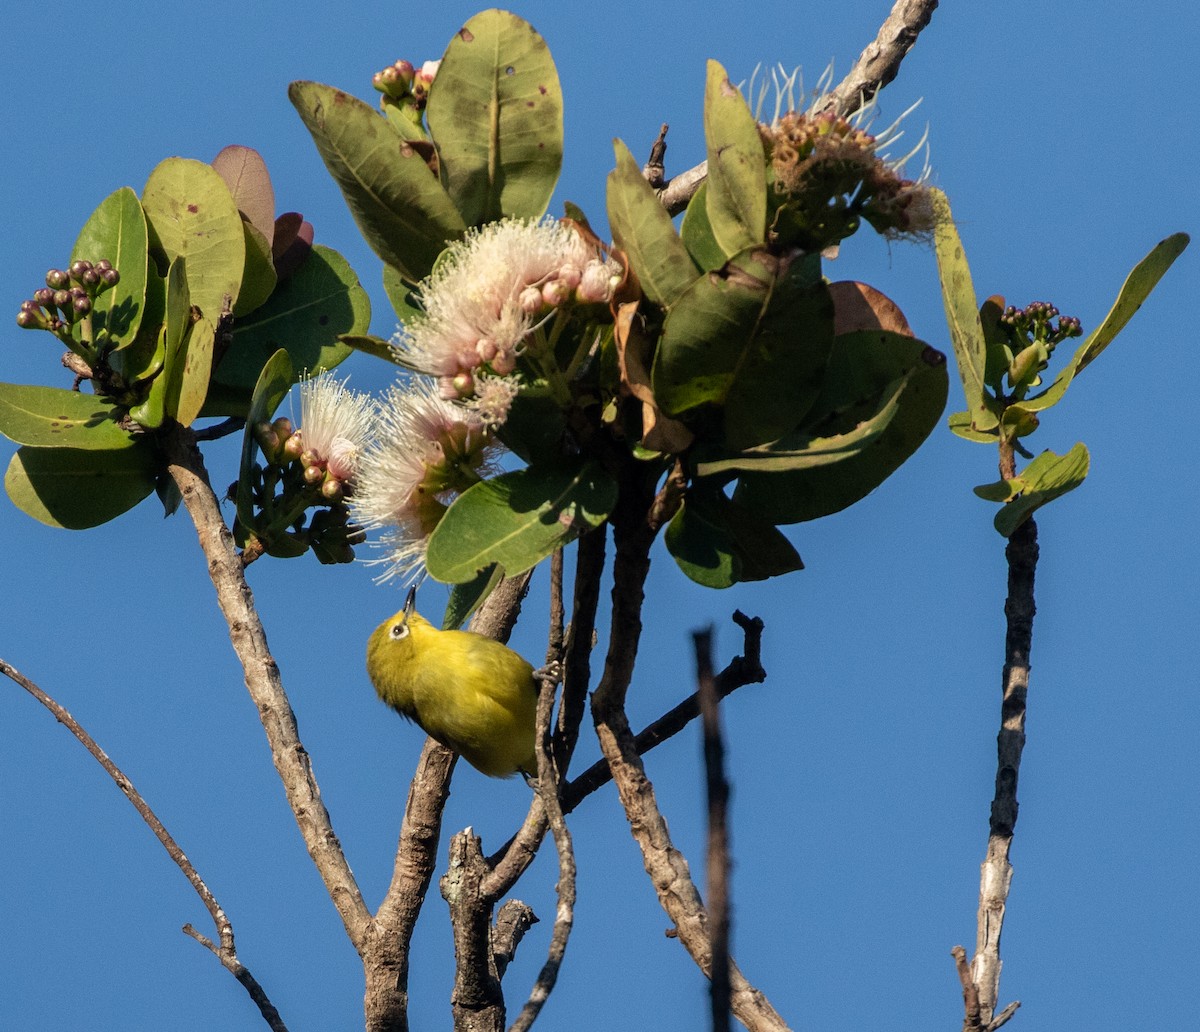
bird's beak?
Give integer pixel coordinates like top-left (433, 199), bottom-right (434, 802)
top-left (403, 584), bottom-right (417, 624)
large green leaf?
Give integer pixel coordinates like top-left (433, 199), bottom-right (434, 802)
top-left (703, 60), bottom-right (766, 258)
top-left (973, 442), bottom-right (1090, 537)
top-left (142, 157), bottom-right (246, 320)
top-left (236, 349), bottom-right (293, 529)
top-left (931, 189), bottom-right (999, 433)
top-left (693, 374), bottom-right (906, 477)
top-left (426, 9), bottom-right (563, 225)
top-left (424, 460), bottom-right (617, 583)
top-left (734, 331), bottom-right (948, 523)
top-left (679, 181), bottom-right (727, 274)
top-left (5, 443), bottom-right (157, 529)
top-left (665, 490), bottom-right (803, 588)
top-left (1009, 232), bottom-right (1190, 416)
top-left (653, 246), bottom-right (832, 449)
top-left (70, 186), bottom-right (149, 349)
top-left (607, 140), bottom-right (697, 307)
top-left (209, 245), bottom-right (367, 414)
top-left (289, 81), bottom-right (466, 281)
top-left (234, 219), bottom-right (279, 318)
top-left (0, 384), bottom-right (134, 450)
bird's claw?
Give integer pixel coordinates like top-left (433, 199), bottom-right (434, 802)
top-left (533, 660), bottom-right (563, 687)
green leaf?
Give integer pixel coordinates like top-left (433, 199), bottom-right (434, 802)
top-left (71, 186), bottom-right (149, 349)
top-left (694, 374), bottom-right (906, 477)
top-left (426, 9), bottom-right (563, 224)
top-left (442, 564), bottom-right (503, 630)
top-left (607, 140), bottom-right (697, 307)
top-left (425, 460), bottom-right (617, 583)
top-left (679, 181), bottom-right (727, 274)
top-left (734, 331), bottom-right (948, 523)
top-left (665, 490), bottom-right (803, 588)
top-left (976, 442), bottom-right (1090, 537)
top-left (234, 218), bottom-right (278, 318)
top-left (236, 349), bottom-right (293, 529)
top-left (383, 263), bottom-right (423, 325)
top-left (497, 380), bottom-right (568, 466)
top-left (127, 327), bottom-right (168, 430)
top-left (703, 60), bottom-right (766, 257)
top-left (340, 334), bottom-right (395, 363)
top-left (142, 157), bottom-right (246, 319)
top-left (209, 244), bottom-right (368, 414)
top-left (654, 246), bottom-right (832, 449)
top-left (0, 383), bottom-right (135, 449)
top-left (931, 188), bottom-right (999, 432)
top-left (5, 443), bottom-right (157, 529)
top-left (173, 316), bottom-right (215, 427)
top-left (289, 81), bottom-right (466, 281)
top-left (948, 409), bottom-right (999, 443)
top-left (1013, 232), bottom-right (1190, 414)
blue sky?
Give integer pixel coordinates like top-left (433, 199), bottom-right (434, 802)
top-left (0, 1), bottom-right (1196, 1030)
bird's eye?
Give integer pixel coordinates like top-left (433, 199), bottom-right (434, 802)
top-left (390, 622), bottom-right (410, 641)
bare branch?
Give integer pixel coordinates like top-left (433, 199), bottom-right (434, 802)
top-left (492, 901), bottom-right (539, 980)
top-left (590, 465), bottom-right (788, 1032)
top-left (814, 0), bottom-right (941, 118)
top-left (0, 658), bottom-right (287, 1032)
top-left (695, 628), bottom-right (732, 1032)
top-left (443, 830), bottom-right (507, 1032)
top-left (656, 0), bottom-right (940, 215)
top-left (162, 425), bottom-right (373, 952)
top-left (508, 666), bottom-right (576, 1032)
top-left (483, 528), bottom-right (607, 898)
top-left (956, 518), bottom-right (1037, 1029)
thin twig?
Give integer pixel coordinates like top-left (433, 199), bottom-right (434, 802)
top-left (656, 0), bottom-right (940, 215)
top-left (954, 517), bottom-right (1037, 1030)
top-left (194, 417), bottom-right (246, 442)
top-left (0, 658), bottom-right (287, 1032)
top-left (695, 628), bottom-right (732, 1032)
top-left (509, 664), bottom-right (575, 1032)
top-left (563, 611), bottom-right (765, 814)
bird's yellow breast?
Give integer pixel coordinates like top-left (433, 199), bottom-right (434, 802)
top-left (366, 609), bottom-right (538, 778)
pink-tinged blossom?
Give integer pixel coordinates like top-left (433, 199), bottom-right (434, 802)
top-left (351, 379), bottom-right (501, 583)
top-left (295, 374), bottom-right (377, 488)
top-left (391, 217), bottom-right (623, 401)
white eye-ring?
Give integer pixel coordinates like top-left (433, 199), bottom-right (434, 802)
top-left (390, 623), bottom-right (410, 641)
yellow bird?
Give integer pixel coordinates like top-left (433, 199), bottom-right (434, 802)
top-left (366, 587), bottom-right (538, 778)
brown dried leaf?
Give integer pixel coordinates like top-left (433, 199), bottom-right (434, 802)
top-left (829, 280), bottom-right (913, 337)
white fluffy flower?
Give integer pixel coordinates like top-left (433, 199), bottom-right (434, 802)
top-left (350, 379), bottom-right (500, 583)
top-left (295, 374), bottom-right (377, 486)
top-left (392, 217), bottom-right (620, 399)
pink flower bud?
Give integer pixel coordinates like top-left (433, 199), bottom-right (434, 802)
top-left (518, 285), bottom-right (544, 314)
top-left (490, 350), bottom-right (517, 376)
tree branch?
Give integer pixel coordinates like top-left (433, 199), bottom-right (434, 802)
top-left (590, 463), bottom-right (788, 1032)
top-left (954, 517), bottom-right (1037, 1031)
top-left (656, 0), bottom-right (940, 214)
top-left (162, 424), bottom-right (373, 952)
top-left (695, 628), bottom-right (732, 1032)
top-left (813, 0), bottom-right (941, 118)
top-left (508, 664), bottom-right (576, 1032)
top-left (443, 831), bottom-right (507, 1032)
top-left (0, 658), bottom-right (287, 1032)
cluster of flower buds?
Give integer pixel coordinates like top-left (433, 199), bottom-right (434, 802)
top-left (1001, 301), bottom-right (1082, 350)
top-left (760, 110), bottom-right (934, 251)
top-left (1000, 300), bottom-right (1083, 392)
top-left (16, 260), bottom-right (120, 335)
top-left (372, 59), bottom-right (440, 112)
